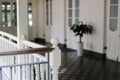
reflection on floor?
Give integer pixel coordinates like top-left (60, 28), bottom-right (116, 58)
top-left (33, 40), bottom-right (120, 80)
top-left (59, 50), bottom-right (120, 80)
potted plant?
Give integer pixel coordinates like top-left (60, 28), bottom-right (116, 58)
top-left (70, 21), bottom-right (92, 56)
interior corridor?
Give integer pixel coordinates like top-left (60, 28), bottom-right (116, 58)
top-left (59, 48), bottom-right (120, 80)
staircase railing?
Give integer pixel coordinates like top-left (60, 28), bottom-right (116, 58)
top-left (0, 31), bottom-right (61, 80)
top-left (0, 47), bottom-right (54, 80)
top-left (0, 31), bottom-right (18, 50)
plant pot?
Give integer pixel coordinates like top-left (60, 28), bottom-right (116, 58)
top-left (77, 42), bottom-right (83, 57)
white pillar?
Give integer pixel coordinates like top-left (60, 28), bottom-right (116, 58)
top-left (50, 38), bottom-right (61, 80)
top-left (16, 0), bottom-right (28, 80)
top-left (17, 0), bottom-right (28, 49)
top-left (0, 0), bottom-right (2, 26)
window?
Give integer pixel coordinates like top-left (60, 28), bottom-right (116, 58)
top-left (2, 2), bottom-right (12, 27)
top-left (68, 0), bottom-right (80, 27)
top-left (109, 0), bottom-right (118, 31)
top-left (75, 0), bottom-right (79, 25)
top-left (28, 3), bottom-right (33, 27)
top-left (68, 0), bottom-right (72, 27)
top-left (12, 2), bottom-right (17, 26)
top-left (50, 0), bottom-right (52, 25)
top-left (1, 1), bottom-right (33, 27)
top-left (46, 0), bottom-right (52, 26)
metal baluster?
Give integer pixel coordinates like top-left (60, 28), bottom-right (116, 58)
top-left (20, 66), bottom-right (22, 80)
top-left (38, 64), bottom-right (41, 80)
top-left (46, 52), bottom-right (50, 80)
top-left (29, 65), bottom-right (32, 80)
top-left (0, 68), bottom-right (2, 80)
top-left (10, 67), bottom-right (12, 80)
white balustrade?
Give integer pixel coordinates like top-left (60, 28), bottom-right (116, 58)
top-left (0, 31), bottom-right (18, 80)
top-left (0, 31), bottom-right (18, 51)
top-left (0, 31), bottom-right (61, 80)
top-left (50, 38), bottom-right (61, 80)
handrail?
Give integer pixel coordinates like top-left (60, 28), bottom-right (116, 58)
top-left (0, 31), bottom-right (18, 41)
top-left (0, 47), bottom-right (53, 80)
top-left (0, 47), bottom-right (54, 56)
top-left (0, 31), bottom-right (61, 80)
top-left (23, 39), bottom-right (46, 48)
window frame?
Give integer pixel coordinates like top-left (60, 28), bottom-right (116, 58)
top-left (67, 0), bottom-right (80, 27)
top-left (46, 0), bottom-right (52, 26)
top-left (1, 1), bottom-right (33, 27)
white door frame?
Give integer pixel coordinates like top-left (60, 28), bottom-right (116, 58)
top-left (66, 0), bottom-right (80, 49)
top-left (106, 0), bottom-right (119, 61)
top-left (44, 0), bottom-right (52, 42)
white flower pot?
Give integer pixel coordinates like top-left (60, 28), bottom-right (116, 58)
top-left (77, 42), bottom-right (83, 57)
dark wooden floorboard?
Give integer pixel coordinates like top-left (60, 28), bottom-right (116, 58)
top-left (59, 51), bottom-right (120, 80)
top-left (33, 41), bottom-right (120, 80)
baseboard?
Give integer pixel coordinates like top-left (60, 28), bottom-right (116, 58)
top-left (83, 49), bottom-right (106, 60)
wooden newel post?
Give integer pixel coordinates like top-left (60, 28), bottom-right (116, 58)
top-left (50, 38), bottom-right (61, 80)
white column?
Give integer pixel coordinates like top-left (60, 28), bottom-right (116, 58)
top-left (16, 0), bottom-right (28, 80)
top-left (17, 0), bottom-right (28, 49)
top-left (0, 0), bottom-right (2, 26)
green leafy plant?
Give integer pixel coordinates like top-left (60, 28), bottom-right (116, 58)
top-left (70, 21), bottom-right (92, 43)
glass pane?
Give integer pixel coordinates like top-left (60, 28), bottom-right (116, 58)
top-left (13, 3), bottom-right (17, 13)
top-left (75, 0), bottom-right (79, 7)
top-left (50, 10), bottom-right (52, 25)
top-left (110, 6), bottom-right (118, 17)
top-left (7, 4), bottom-right (11, 10)
top-left (50, 10), bottom-right (52, 17)
top-left (46, 3), bottom-right (49, 10)
top-left (68, 18), bottom-right (72, 27)
top-left (69, 9), bottom-right (72, 17)
top-left (69, 0), bottom-right (72, 8)
top-left (28, 13), bottom-right (33, 26)
top-left (13, 5), bottom-right (15, 10)
top-left (110, 19), bottom-right (117, 31)
top-left (50, 1), bottom-right (52, 10)
top-left (13, 2), bottom-right (16, 10)
top-left (50, 18), bottom-right (52, 25)
top-left (46, 11), bottom-right (49, 18)
top-left (28, 14), bottom-right (32, 21)
top-left (110, 0), bottom-right (118, 4)
top-left (75, 19), bottom-right (79, 25)
top-left (50, 0), bottom-right (52, 25)
top-left (28, 6), bottom-right (32, 11)
top-left (7, 13), bottom-right (11, 26)
top-left (75, 9), bottom-right (79, 17)
top-left (2, 13), bottom-right (5, 25)
top-left (46, 18), bottom-right (49, 25)
top-left (2, 5), bottom-right (5, 10)
top-left (28, 3), bottom-right (33, 26)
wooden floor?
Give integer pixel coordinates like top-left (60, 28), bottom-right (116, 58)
top-left (59, 50), bottom-right (120, 80)
top-left (33, 40), bottom-right (120, 80)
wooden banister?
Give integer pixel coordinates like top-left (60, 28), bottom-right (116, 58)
top-left (0, 47), bottom-right (54, 56)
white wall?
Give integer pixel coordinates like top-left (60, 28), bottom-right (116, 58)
top-left (36, 0), bottom-right (44, 38)
top-left (36, 0), bottom-right (65, 43)
top-left (52, 0), bottom-right (65, 43)
top-left (28, 0), bottom-right (37, 40)
top-left (36, 0), bottom-right (105, 54)
top-left (32, 0), bottom-right (45, 40)
top-left (80, 0), bottom-right (105, 53)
